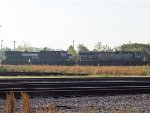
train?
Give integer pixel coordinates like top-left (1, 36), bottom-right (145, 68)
top-left (1, 50), bottom-right (148, 66)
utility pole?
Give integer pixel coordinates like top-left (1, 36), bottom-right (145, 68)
top-left (1, 40), bottom-right (3, 50)
top-left (13, 41), bottom-right (16, 51)
top-left (0, 25), bottom-right (2, 51)
top-left (73, 40), bottom-right (75, 49)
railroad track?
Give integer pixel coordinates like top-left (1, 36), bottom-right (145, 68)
top-left (0, 77), bottom-right (150, 98)
top-left (0, 71), bottom-right (88, 76)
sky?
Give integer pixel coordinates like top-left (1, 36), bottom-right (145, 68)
top-left (0, 0), bottom-right (150, 50)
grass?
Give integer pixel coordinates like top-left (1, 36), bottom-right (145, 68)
top-left (21, 92), bottom-right (31, 113)
top-left (4, 92), bottom-right (15, 113)
top-left (0, 65), bottom-right (150, 76)
top-left (36, 105), bottom-right (56, 113)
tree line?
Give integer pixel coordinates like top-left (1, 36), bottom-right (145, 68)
top-left (67, 42), bottom-right (150, 53)
top-left (67, 42), bottom-right (150, 61)
top-left (0, 42), bottom-right (150, 61)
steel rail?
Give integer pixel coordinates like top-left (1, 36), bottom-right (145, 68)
top-left (0, 72), bottom-right (88, 76)
top-left (0, 77), bottom-right (150, 98)
top-left (1, 76), bottom-right (150, 81)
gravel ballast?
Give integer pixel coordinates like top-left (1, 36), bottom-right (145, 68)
top-left (0, 94), bottom-right (150, 113)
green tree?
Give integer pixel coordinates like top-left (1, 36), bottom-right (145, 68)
top-left (119, 43), bottom-right (150, 53)
top-left (67, 45), bottom-right (77, 55)
top-left (42, 47), bottom-right (54, 51)
top-left (0, 50), bottom-right (5, 62)
top-left (118, 43), bottom-right (150, 60)
top-left (16, 45), bottom-right (36, 52)
top-left (94, 42), bottom-right (112, 52)
top-left (16, 41), bottom-right (35, 52)
top-left (102, 45), bottom-right (112, 52)
top-left (93, 42), bottom-right (102, 51)
top-left (77, 44), bottom-right (89, 52)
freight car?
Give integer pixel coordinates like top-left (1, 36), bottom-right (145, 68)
top-left (77, 51), bottom-right (147, 66)
top-left (2, 51), bottom-right (75, 65)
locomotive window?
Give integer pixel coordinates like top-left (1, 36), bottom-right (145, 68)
top-left (60, 52), bottom-right (66, 57)
top-left (22, 53), bottom-right (38, 57)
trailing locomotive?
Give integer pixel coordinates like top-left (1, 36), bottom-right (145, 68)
top-left (1, 50), bottom-right (148, 66)
top-left (78, 51), bottom-right (147, 66)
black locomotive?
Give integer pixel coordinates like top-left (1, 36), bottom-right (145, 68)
top-left (2, 51), bottom-right (74, 65)
top-left (78, 51), bottom-right (147, 66)
top-left (1, 50), bottom-right (148, 66)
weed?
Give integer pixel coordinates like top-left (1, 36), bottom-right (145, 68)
top-left (4, 92), bottom-right (15, 113)
top-left (21, 92), bottom-right (31, 113)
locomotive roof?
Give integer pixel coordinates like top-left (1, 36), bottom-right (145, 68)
top-left (78, 51), bottom-right (141, 54)
top-left (5, 50), bottom-right (67, 53)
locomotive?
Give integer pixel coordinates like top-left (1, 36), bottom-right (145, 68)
top-left (78, 51), bottom-right (147, 66)
top-left (1, 50), bottom-right (148, 66)
top-left (2, 51), bottom-right (74, 65)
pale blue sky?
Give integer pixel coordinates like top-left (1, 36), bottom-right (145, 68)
top-left (0, 0), bottom-right (150, 50)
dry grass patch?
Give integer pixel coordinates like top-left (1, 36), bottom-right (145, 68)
top-left (4, 92), bottom-right (15, 113)
top-left (21, 92), bottom-right (31, 113)
top-left (0, 65), bottom-right (149, 76)
top-left (36, 105), bottom-right (57, 113)
top-left (3, 92), bottom-right (58, 113)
